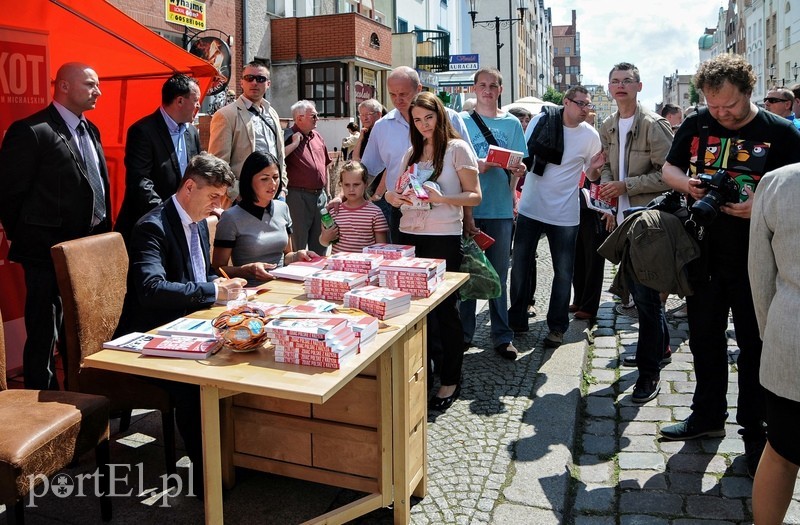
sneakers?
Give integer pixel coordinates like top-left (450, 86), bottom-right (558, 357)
top-left (660, 416), bottom-right (726, 441)
top-left (632, 375), bottom-right (660, 403)
top-left (744, 435), bottom-right (767, 479)
top-left (543, 330), bottom-right (563, 348)
top-left (622, 347), bottom-right (673, 368)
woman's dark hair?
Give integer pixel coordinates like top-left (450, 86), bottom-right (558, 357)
top-left (238, 151), bottom-right (282, 204)
top-left (407, 91), bottom-right (460, 181)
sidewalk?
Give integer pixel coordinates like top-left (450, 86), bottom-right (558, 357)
top-left (5, 247), bottom-right (800, 524)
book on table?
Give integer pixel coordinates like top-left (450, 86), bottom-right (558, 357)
top-left (102, 332), bottom-right (156, 352)
top-left (140, 335), bottom-right (220, 359)
top-left (269, 257), bottom-right (329, 281)
top-left (155, 317), bottom-right (215, 337)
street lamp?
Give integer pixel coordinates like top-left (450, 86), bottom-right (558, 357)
top-left (793, 62), bottom-right (799, 83)
top-left (577, 73), bottom-right (583, 85)
top-left (468, 0), bottom-right (527, 106)
top-left (769, 63), bottom-right (776, 86)
top-left (555, 71), bottom-right (562, 92)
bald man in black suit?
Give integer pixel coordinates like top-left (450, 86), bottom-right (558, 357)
top-left (0, 62), bottom-right (111, 389)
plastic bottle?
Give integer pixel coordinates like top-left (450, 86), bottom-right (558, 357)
top-left (320, 209), bottom-right (337, 242)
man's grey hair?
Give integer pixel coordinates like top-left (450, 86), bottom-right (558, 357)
top-left (291, 100), bottom-right (317, 118)
top-left (358, 98), bottom-right (383, 113)
top-left (388, 66), bottom-right (420, 90)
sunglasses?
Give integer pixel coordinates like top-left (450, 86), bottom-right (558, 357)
top-left (243, 75), bottom-right (269, 83)
top-left (763, 97), bottom-right (790, 104)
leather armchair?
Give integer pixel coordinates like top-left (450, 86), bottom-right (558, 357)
top-left (50, 232), bottom-right (178, 476)
top-left (0, 311), bottom-right (111, 525)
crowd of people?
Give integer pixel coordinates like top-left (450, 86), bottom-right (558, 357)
top-left (1, 53), bottom-right (799, 522)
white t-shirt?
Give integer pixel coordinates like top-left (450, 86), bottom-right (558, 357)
top-left (517, 120), bottom-right (601, 226)
top-left (615, 115), bottom-right (634, 223)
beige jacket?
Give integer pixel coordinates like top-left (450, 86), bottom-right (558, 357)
top-left (599, 103), bottom-right (674, 207)
top-left (209, 95), bottom-right (287, 189)
top-left (749, 164), bottom-right (800, 403)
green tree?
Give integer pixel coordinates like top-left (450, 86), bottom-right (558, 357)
top-left (542, 86), bottom-right (564, 105)
top-left (689, 82), bottom-right (700, 106)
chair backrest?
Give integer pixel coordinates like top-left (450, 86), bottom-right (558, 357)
top-left (51, 232), bottom-right (128, 391)
top-left (206, 214), bottom-right (218, 249)
top-left (0, 308), bottom-right (6, 391)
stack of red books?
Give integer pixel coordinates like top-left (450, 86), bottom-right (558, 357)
top-left (266, 317), bottom-right (358, 369)
top-left (363, 243), bottom-right (415, 260)
top-left (377, 257), bottom-right (446, 298)
top-left (327, 252), bottom-right (385, 275)
top-left (343, 285), bottom-right (412, 320)
top-left (304, 269), bottom-right (369, 301)
top-left (345, 316), bottom-right (379, 347)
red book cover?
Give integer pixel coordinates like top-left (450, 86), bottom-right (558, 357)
top-left (141, 335), bottom-right (219, 359)
top-left (485, 145), bottom-right (524, 168)
top-left (588, 182), bottom-right (617, 208)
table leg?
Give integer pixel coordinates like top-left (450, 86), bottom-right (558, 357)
top-left (392, 318), bottom-right (427, 524)
top-left (200, 385), bottom-right (224, 525)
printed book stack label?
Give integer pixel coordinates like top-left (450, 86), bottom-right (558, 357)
top-left (343, 285), bottom-right (412, 320)
top-left (266, 317), bottom-right (359, 369)
top-left (377, 257), bottom-right (446, 297)
top-left (327, 252), bottom-right (385, 273)
top-left (303, 269), bottom-right (368, 301)
top-left (363, 243), bottom-right (415, 260)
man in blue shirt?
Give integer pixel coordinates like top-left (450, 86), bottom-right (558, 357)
top-left (459, 68), bottom-right (527, 359)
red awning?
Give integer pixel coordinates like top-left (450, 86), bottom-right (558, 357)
top-left (4, 0), bottom-right (219, 215)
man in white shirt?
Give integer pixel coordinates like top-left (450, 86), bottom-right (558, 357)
top-left (509, 86), bottom-right (603, 348)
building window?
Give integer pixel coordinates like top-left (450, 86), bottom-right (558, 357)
top-left (564, 46), bottom-right (570, 55)
top-left (415, 26), bottom-right (424, 43)
top-left (300, 62), bottom-right (347, 117)
top-left (554, 47), bottom-right (558, 55)
top-left (397, 17), bottom-right (408, 33)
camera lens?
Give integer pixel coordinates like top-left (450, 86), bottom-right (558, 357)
top-left (691, 191), bottom-right (724, 224)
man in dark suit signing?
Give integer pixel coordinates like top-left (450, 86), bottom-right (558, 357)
top-left (0, 62), bottom-right (111, 390)
top-left (115, 152), bottom-right (246, 487)
top-left (116, 152), bottom-right (246, 335)
top-left (114, 74), bottom-right (202, 242)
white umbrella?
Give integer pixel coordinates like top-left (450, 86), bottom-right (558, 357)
top-left (501, 96), bottom-right (558, 115)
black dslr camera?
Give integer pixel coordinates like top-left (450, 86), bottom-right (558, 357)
top-left (690, 169), bottom-right (741, 224)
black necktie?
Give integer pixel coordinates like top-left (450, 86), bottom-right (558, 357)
top-left (77, 121), bottom-right (106, 224)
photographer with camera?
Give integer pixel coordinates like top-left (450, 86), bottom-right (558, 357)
top-left (659, 53), bottom-right (800, 477)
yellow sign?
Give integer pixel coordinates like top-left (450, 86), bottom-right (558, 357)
top-left (165, 0), bottom-right (206, 30)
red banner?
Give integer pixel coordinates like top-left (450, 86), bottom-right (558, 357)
top-left (0, 25), bottom-right (50, 374)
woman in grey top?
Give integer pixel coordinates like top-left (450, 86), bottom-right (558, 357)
top-left (212, 151), bottom-right (316, 284)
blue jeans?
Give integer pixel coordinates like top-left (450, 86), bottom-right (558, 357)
top-left (508, 214), bottom-right (578, 334)
top-left (626, 274), bottom-right (669, 379)
top-left (460, 218), bottom-right (514, 347)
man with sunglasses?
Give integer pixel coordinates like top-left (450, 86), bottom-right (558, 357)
top-left (508, 85), bottom-right (602, 348)
top-left (763, 87), bottom-right (800, 130)
top-left (593, 62), bottom-right (675, 404)
top-left (209, 60), bottom-right (287, 199)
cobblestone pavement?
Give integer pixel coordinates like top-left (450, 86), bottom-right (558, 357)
top-left (8, 246), bottom-right (800, 524)
top-left (393, 248), bottom-right (800, 524)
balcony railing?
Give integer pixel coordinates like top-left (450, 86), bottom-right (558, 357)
top-left (415, 29), bottom-right (450, 73)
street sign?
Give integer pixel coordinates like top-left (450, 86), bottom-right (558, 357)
top-left (165, 0), bottom-right (206, 30)
top-left (449, 54), bottom-right (479, 71)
